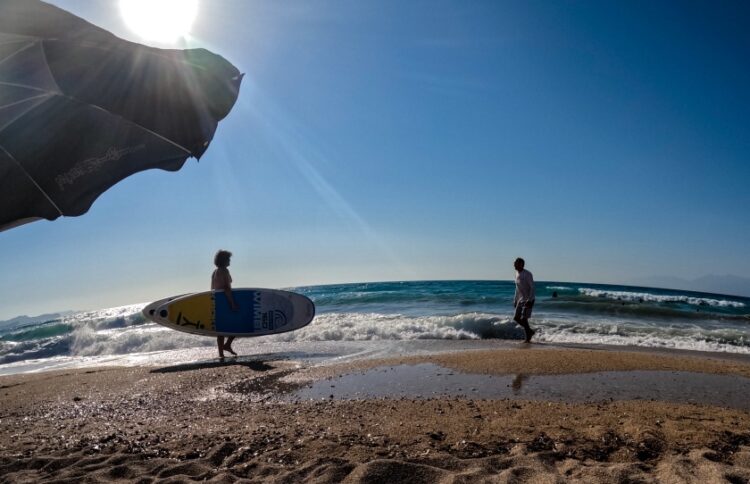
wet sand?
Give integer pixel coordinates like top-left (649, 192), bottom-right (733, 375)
top-left (2, 345), bottom-right (750, 483)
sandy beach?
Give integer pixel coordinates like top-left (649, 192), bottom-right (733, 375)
top-left (2, 345), bottom-right (750, 483)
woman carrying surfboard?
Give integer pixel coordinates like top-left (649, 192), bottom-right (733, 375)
top-left (212, 249), bottom-right (239, 358)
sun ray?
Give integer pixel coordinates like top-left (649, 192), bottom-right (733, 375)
top-left (235, 88), bottom-right (415, 278)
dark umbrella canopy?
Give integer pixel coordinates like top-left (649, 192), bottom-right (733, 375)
top-left (0, 0), bottom-right (243, 231)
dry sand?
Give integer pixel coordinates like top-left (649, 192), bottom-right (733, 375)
top-left (2, 346), bottom-right (750, 483)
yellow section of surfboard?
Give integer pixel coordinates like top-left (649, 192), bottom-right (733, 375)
top-left (166, 292), bottom-right (215, 332)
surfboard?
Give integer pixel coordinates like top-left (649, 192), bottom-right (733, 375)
top-left (142, 293), bottom-right (193, 321)
top-left (142, 288), bottom-right (315, 337)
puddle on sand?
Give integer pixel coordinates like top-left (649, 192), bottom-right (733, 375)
top-left (288, 363), bottom-right (750, 410)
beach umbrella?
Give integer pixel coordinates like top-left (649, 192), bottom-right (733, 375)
top-left (0, 0), bottom-right (243, 231)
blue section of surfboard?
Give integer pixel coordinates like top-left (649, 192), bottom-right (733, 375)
top-left (142, 288), bottom-right (315, 337)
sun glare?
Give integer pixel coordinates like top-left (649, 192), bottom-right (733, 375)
top-left (119, 0), bottom-right (199, 44)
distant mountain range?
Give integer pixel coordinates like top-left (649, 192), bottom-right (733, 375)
top-left (628, 274), bottom-right (750, 298)
top-left (0, 311), bottom-right (76, 330)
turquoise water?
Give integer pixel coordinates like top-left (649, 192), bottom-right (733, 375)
top-left (0, 281), bottom-right (748, 373)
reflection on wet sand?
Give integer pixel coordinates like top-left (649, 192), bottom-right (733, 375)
top-left (289, 363), bottom-right (750, 410)
top-left (511, 373), bottom-right (528, 393)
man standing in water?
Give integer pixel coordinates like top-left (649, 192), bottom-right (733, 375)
top-left (513, 257), bottom-right (536, 343)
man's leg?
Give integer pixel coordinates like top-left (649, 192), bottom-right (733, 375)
top-left (514, 303), bottom-right (532, 337)
top-left (520, 301), bottom-right (536, 342)
top-left (513, 304), bottom-right (525, 326)
top-left (224, 336), bottom-right (237, 356)
top-left (521, 318), bottom-right (535, 342)
top-left (217, 336), bottom-right (225, 358)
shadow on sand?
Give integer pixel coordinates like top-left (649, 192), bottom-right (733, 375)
top-left (150, 350), bottom-right (338, 375)
top-left (150, 358), bottom-right (276, 374)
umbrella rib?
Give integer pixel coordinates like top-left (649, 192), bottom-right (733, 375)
top-left (0, 40), bottom-right (36, 68)
top-left (0, 89), bottom-right (193, 157)
top-left (85, 102), bottom-right (194, 155)
top-left (0, 38), bottom-right (32, 45)
top-left (0, 39), bottom-right (63, 96)
top-left (0, 92), bottom-right (50, 110)
top-left (0, 93), bottom-right (53, 136)
top-left (38, 42), bottom-right (194, 156)
top-left (0, 81), bottom-right (54, 94)
top-left (0, 91), bottom-right (189, 219)
top-left (38, 39), bottom-right (64, 93)
top-left (0, 143), bottom-right (64, 218)
top-left (0, 32), bottom-right (40, 45)
top-left (1, 41), bottom-right (204, 156)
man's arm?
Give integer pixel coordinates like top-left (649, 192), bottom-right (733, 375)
top-left (219, 269), bottom-right (239, 311)
top-left (224, 287), bottom-right (238, 310)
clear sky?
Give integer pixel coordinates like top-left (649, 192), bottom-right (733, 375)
top-left (2, 0), bottom-right (749, 319)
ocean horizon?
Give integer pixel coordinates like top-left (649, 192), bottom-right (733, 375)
top-left (1, 280), bottom-right (748, 375)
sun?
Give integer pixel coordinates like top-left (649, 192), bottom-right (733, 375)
top-left (119, 0), bottom-right (199, 44)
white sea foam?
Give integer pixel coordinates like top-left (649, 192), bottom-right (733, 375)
top-left (578, 288), bottom-right (745, 308)
top-left (16, 309), bottom-right (750, 360)
top-left (60, 303), bottom-right (147, 324)
top-left (268, 312), bottom-right (524, 342)
top-left (537, 327), bottom-right (750, 354)
top-left (69, 323), bottom-right (212, 356)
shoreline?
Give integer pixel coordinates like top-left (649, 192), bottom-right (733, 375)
top-left (2, 344), bottom-right (750, 482)
top-left (3, 337), bottom-right (750, 378)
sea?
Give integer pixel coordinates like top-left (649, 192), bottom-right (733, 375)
top-left (1, 281), bottom-right (748, 376)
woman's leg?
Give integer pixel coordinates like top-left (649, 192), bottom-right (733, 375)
top-left (224, 336), bottom-right (237, 355)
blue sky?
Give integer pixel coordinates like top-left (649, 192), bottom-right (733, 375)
top-left (2, 0), bottom-right (749, 318)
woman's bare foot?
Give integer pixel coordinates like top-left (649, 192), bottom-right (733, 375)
top-left (223, 345), bottom-right (237, 356)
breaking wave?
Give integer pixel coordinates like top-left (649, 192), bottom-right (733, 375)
top-left (1, 281), bottom-right (749, 371)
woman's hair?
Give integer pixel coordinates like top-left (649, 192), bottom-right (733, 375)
top-left (214, 250), bottom-right (232, 268)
